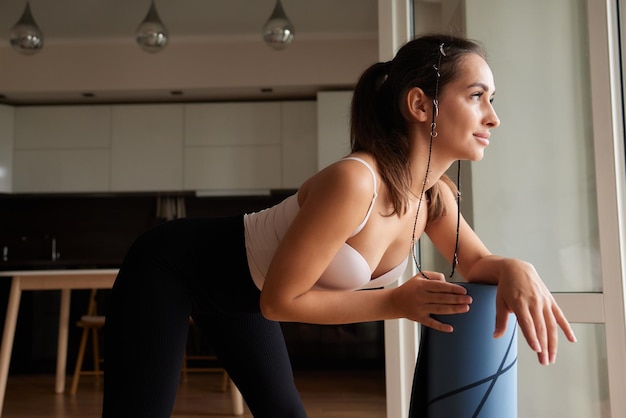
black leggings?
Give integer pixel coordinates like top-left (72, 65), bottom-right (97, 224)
top-left (102, 216), bottom-right (306, 418)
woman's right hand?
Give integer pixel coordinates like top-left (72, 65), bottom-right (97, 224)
top-left (393, 271), bottom-right (472, 332)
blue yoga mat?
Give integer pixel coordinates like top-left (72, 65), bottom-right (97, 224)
top-left (409, 282), bottom-right (518, 418)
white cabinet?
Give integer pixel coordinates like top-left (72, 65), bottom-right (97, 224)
top-left (185, 102), bottom-right (282, 146)
top-left (316, 91), bottom-right (353, 170)
top-left (111, 104), bottom-right (184, 192)
top-left (14, 105), bottom-right (111, 149)
top-left (9, 100), bottom-right (318, 194)
top-left (13, 149), bottom-right (110, 193)
top-left (281, 101), bottom-right (317, 189)
top-left (184, 102), bottom-right (283, 191)
top-left (0, 105), bottom-right (14, 193)
top-left (185, 146), bottom-right (282, 190)
top-left (184, 101), bottom-right (318, 191)
top-left (13, 105), bottom-right (111, 193)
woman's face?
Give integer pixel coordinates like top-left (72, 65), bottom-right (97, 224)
top-left (433, 53), bottom-right (500, 162)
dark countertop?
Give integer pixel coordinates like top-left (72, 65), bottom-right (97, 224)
top-left (0, 259), bottom-right (122, 272)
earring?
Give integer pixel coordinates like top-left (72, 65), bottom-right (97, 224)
top-left (430, 122), bottom-right (438, 138)
top-left (430, 99), bottom-right (439, 138)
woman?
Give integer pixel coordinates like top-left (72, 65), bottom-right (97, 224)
top-left (102, 34), bottom-right (576, 417)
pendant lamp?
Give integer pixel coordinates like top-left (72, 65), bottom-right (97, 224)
top-left (136, 0), bottom-right (169, 53)
top-left (262, 0), bottom-right (295, 50)
top-left (10, 2), bottom-right (44, 55)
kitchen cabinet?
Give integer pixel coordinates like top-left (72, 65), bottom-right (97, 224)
top-left (14, 106), bottom-right (111, 149)
top-left (184, 146), bottom-right (282, 190)
top-left (13, 149), bottom-right (110, 193)
top-left (0, 105), bottom-right (14, 193)
top-left (185, 102), bottom-right (282, 147)
top-left (9, 100), bottom-right (319, 194)
top-left (111, 104), bottom-right (184, 192)
top-left (13, 106), bottom-right (111, 193)
top-left (281, 101), bottom-right (317, 189)
top-left (184, 101), bottom-right (318, 191)
top-left (184, 102), bottom-right (283, 191)
top-left (316, 91), bottom-right (353, 170)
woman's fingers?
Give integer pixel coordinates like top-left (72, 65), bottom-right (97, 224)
top-left (421, 316), bottom-right (455, 333)
top-left (532, 305), bottom-right (550, 365)
top-left (516, 307), bottom-right (541, 353)
top-left (545, 307), bottom-right (559, 364)
top-left (419, 279), bottom-right (471, 329)
top-left (493, 294), bottom-right (511, 338)
top-left (397, 275), bottom-right (472, 329)
top-left (544, 301), bottom-right (577, 364)
top-left (503, 292), bottom-right (576, 365)
top-left (554, 304), bottom-right (577, 343)
top-left (416, 272), bottom-right (468, 294)
top-left (417, 270), bottom-right (447, 282)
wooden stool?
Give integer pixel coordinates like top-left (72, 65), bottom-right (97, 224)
top-left (183, 316), bottom-right (244, 415)
top-left (69, 296), bottom-right (245, 415)
top-left (182, 316), bottom-right (229, 391)
top-left (70, 289), bottom-right (105, 395)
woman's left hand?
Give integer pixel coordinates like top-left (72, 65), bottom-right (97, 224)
top-left (493, 259), bottom-right (577, 365)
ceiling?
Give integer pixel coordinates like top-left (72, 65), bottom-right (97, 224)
top-left (0, 0), bottom-right (379, 104)
top-left (0, 0), bottom-right (378, 43)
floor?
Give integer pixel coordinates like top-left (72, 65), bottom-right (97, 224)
top-left (2, 370), bottom-right (387, 417)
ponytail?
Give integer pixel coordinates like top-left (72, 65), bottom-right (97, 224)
top-left (350, 61), bottom-right (412, 216)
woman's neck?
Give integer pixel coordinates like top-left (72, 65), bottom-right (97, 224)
top-left (408, 139), bottom-right (453, 197)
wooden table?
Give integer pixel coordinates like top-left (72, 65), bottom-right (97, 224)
top-left (0, 269), bottom-right (118, 416)
top-left (0, 269), bottom-right (244, 417)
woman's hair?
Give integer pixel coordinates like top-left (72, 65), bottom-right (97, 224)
top-left (350, 33), bottom-right (486, 220)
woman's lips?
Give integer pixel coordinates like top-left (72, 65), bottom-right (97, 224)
top-left (474, 132), bottom-right (490, 146)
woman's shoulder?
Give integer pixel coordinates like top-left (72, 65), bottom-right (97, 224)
top-left (298, 154), bottom-right (379, 206)
top-left (290, 154), bottom-right (382, 241)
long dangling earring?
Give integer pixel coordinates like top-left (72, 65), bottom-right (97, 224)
top-left (410, 43), bottom-right (461, 280)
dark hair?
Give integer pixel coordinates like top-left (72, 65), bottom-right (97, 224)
top-left (350, 34), bottom-right (486, 218)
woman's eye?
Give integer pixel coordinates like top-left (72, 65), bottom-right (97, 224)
top-left (471, 92), bottom-right (483, 101)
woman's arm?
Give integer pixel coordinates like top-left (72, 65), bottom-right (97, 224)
top-left (259, 160), bottom-right (471, 330)
top-left (425, 179), bottom-right (577, 365)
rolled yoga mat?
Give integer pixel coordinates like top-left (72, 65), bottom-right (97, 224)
top-left (409, 282), bottom-right (518, 418)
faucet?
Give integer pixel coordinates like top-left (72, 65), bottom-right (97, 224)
top-left (51, 237), bottom-right (59, 261)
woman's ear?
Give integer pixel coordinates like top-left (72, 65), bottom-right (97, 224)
top-left (404, 87), bottom-right (430, 123)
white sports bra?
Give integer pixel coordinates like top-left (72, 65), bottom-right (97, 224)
top-left (243, 157), bottom-right (408, 291)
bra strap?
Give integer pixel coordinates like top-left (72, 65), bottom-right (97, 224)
top-left (342, 157), bottom-right (378, 236)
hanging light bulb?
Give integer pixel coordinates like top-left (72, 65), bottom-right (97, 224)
top-left (9, 2), bottom-right (44, 55)
top-left (136, 0), bottom-right (169, 53)
top-left (262, 0), bottom-right (295, 50)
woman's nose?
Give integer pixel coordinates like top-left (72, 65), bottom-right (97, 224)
top-left (486, 105), bottom-right (500, 128)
